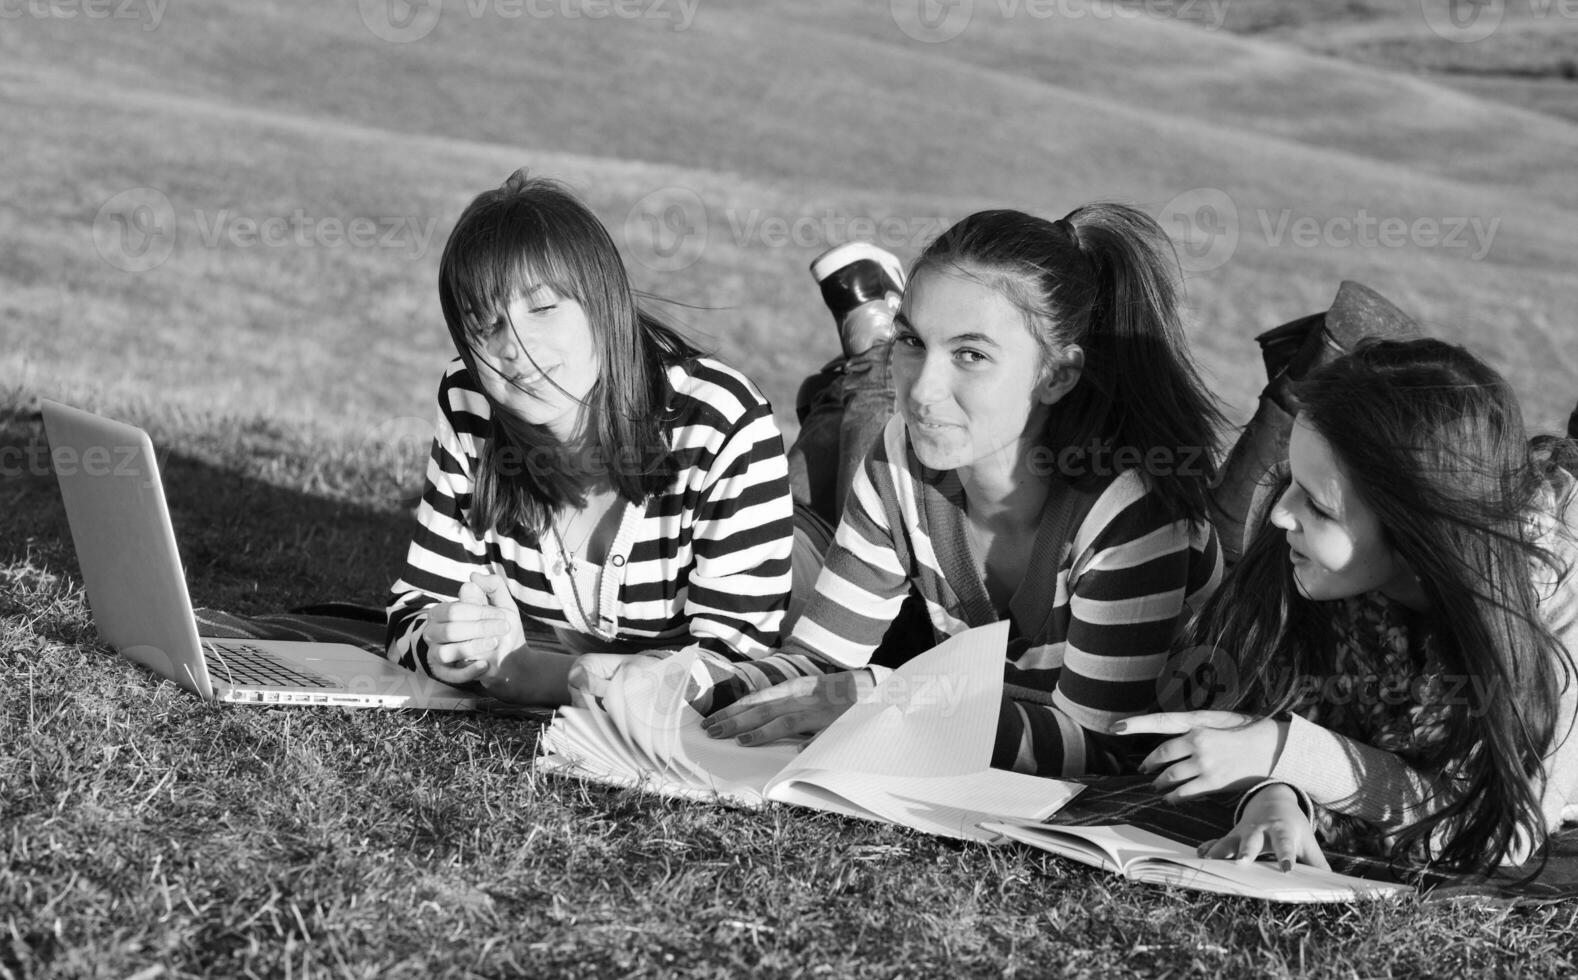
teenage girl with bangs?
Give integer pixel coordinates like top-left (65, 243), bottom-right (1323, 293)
top-left (384, 170), bottom-right (822, 702)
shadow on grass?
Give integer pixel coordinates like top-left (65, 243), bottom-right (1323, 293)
top-left (0, 401), bottom-right (415, 638)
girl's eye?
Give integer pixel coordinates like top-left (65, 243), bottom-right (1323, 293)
top-left (955, 348), bottom-right (987, 365)
top-left (527, 303), bottom-right (558, 315)
top-left (894, 332), bottom-right (923, 349)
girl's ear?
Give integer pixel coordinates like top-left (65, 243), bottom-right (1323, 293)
top-left (1037, 346), bottom-right (1084, 405)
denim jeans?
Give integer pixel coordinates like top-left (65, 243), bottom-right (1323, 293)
top-left (787, 340), bottom-right (897, 529)
top-left (784, 341), bottom-right (936, 665)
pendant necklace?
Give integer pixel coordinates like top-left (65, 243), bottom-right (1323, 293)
top-left (549, 512), bottom-right (619, 642)
top-left (549, 518), bottom-right (594, 577)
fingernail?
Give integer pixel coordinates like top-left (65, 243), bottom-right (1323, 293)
top-left (1110, 722), bottom-right (1128, 734)
top-left (1280, 859), bottom-right (1292, 873)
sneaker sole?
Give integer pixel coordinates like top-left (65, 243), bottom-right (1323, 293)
top-left (809, 242), bottom-right (906, 291)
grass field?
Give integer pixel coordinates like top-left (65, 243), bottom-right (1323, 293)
top-left (7, 405), bottom-right (1578, 979)
top-left (5, 1), bottom-right (1578, 976)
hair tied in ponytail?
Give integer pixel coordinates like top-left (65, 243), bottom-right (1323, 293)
top-left (1052, 216), bottom-right (1081, 250)
top-left (501, 168), bottom-right (533, 196)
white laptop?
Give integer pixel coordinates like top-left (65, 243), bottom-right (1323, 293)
top-left (42, 399), bottom-right (501, 710)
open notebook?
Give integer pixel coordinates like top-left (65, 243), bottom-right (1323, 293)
top-left (539, 622), bottom-right (1421, 903)
top-left (537, 622), bottom-right (1083, 842)
top-left (981, 821), bottom-right (1410, 902)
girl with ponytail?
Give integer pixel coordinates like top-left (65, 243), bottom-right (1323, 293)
top-left (385, 170), bottom-right (808, 703)
top-left (1123, 339), bottom-right (1578, 875)
top-left (681, 204), bottom-right (1228, 777)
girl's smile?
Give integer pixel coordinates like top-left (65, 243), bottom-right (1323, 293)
top-left (891, 269), bottom-right (1074, 483)
top-left (474, 286), bottom-right (600, 440)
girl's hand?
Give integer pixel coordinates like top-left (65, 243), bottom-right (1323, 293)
top-left (567, 652), bottom-right (627, 708)
top-left (1199, 783), bottom-right (1330, 872)
top-left (423, 573), bottom-right (529, 686)
top-left (701, 671), bottom-right (875, 746)
top-left (1113, 710), bottom-right (1288, 802)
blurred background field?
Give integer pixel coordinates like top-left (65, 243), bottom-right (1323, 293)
top-left (5, 2), bottom-right (1578, 976)
top-left (3, 0), bottom-right (1576, 445)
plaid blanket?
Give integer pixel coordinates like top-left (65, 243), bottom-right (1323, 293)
top-left (1046, 775), bottom-right (1578, 905)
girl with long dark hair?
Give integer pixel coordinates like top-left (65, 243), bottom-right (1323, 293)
top-left (1124, 339), bottom-right (1578, 874)
top-left (688, 204), bottom-right (1228, 776)
top-left (385, 171), bottom-right (808, 703)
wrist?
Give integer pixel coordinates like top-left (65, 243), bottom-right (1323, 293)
top-left (1249, 782), bottom-right (1296, 804)
top-left (1238, 779), bottom-right (1315, 824)
top-left (482, 647), bottom-right (575, 705)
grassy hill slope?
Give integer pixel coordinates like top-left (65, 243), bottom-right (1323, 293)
top-left (3, 0), bottom-right (1575, 441)
top-left (7, 7), bottom-right (1578, 976)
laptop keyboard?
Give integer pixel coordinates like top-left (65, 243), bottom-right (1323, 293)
top-left (202, 641), bottom-right (336, 689)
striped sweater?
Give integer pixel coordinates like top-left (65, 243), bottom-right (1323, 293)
top-left (700, 416), bottom-right (1224, 776)
top-left (386, 356), bottom-right (795, 671)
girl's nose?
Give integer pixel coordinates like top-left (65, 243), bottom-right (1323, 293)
top-left (1269, 484), bottom-right (1298, 532)
top-left (907, 352), bottom-right (950, 406)
top-left (488, 329), bottom-right (522, 365)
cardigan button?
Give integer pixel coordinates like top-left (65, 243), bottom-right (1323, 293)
top-left (611, 554), bottom-right (626, 567)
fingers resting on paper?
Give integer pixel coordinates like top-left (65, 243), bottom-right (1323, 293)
top-left (1196, 784), bottom-right (1329, 872)
top-left (701, 670), bottom-right (872, 745)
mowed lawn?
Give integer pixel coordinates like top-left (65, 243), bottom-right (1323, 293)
top-left (5, 1), bottom-right (1578, 976)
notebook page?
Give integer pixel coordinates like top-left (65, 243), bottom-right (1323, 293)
top-left (539, 708), bottom-right (647, 784)
top-left (671, 709), bottom-right (799, 804)
top-left (982, 822), bottom-right (1410, 901)
top-left (1132, 856), bottom-right (1410, 902)
top-left (772, 769), bottom-right (1079, 842)
top-left (600, 649), bottom-right (699, 773)
top-left (775, 621), bottom-right (1009, 784)
top-left (977, 820), bottom-right (1121, 871)
top-left (580, 702), bottom-right (658, 777)
top-left (880, 770), bottom-right (1079, 822)
top-left (979, 820), bottom-right (1176, 873)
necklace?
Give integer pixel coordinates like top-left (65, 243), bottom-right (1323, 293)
top-left (549, 519), bottom-right (595, 577)
top-left (549, 484), bottom-right (617, 574)
top-left (548, 506), bottom-right (622, 643)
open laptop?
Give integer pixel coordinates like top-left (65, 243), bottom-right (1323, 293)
top-left (42, 399), bottom-right (501, 710)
